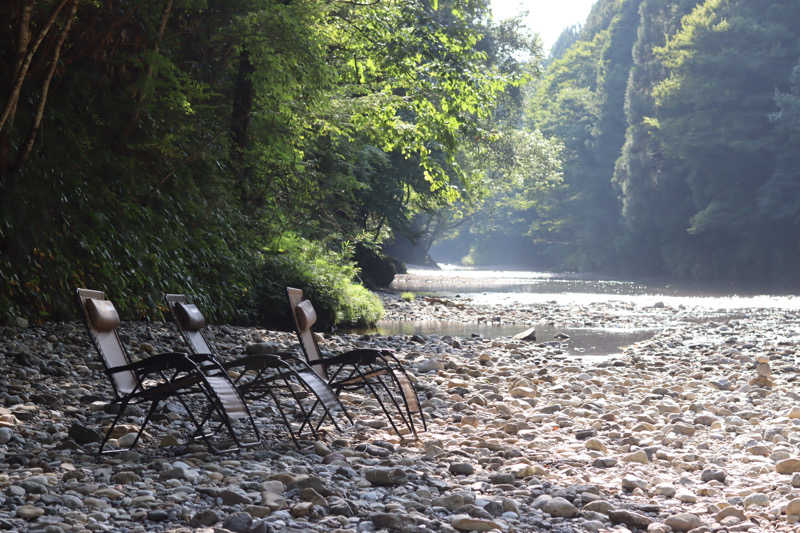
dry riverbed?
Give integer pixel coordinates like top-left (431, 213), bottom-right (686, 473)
top-left (2, 293), bottom-right (800, 532)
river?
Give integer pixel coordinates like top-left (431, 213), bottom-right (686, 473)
top-left (364, 264), bottom-right (799, 357)
top-left (389, 264), bottom-right (799, 309)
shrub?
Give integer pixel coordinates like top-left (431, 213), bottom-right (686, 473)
top-left (249, 234), bottom-right (384, 330)
top-left (400, 291), bottom-right (416, 302)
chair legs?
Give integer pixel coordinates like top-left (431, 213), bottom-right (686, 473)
top-left (190, 376), bottom-right (262, 453)
top-left (96, 371), bottom-right (261, 455)
top-left (98, 398), bottom-right (135, 455)
top-left (296, 369), bottom-right (353, 437)
top-left (327, 358), bottom-right (425, 440)
top-left (226, 357), bottom-right (352, 446)
top-left (379, 352), bottom-right (427, 433)
top-left (97, 358), bottom-right (421, 453)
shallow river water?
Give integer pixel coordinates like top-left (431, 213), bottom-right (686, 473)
top-left (366, 265), bottom-right (799, 356)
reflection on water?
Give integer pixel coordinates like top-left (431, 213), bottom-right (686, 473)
top-left (364, 319), bottom-right (655, 357)
top-left (390, 265), bottom-right (799, 309)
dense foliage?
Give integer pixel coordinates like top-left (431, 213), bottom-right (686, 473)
top-left (440, 0), bottom-right (800, 285)
top-left (0, 0), bottom-right (539, 324)
top-left (250, 234), bottom-right (384, 331)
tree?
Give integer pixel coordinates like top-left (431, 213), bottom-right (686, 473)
top-left (613, 0), bottom-right (703, 275)
top-left (0, 0), bottom-right (79, 180)
top-left (549, 25), bottom-right (581, 62)
top-left (648, 0), bottom-right (800, 279)
top-left (524, 0), bottom-right (641, 271)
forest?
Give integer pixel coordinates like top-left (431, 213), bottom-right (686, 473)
top-left (2, 0), bottom-right (800, 326)
top-left (437, 0), bottom-right (800, 286)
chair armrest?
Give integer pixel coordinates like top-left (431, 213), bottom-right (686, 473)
top-left (106, 352), bottom-right (194, 376)
top-left (224, 354), bottom-right (283, 371)
top-left (320, 349), bottom-right (381, 366)
top-left (186, 352), bottom-right (216, 364)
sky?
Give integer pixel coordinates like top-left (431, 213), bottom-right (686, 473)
top-left (490, 0), bottom-right (596, 52)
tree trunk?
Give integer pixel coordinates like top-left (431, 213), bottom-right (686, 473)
top-left (0, 0), bottom-right (70, 135)
top-left (9, 0), bottom-right (34, 128)
top-left (13, 0), bottom-right (79, 173)
top-left (231, 49), bottom-right (255, 205)
top-left (1, 0), bottom-right (35, 177)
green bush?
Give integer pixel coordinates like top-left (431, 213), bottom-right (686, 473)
top-left (249, 234), bottom-right (384, 330)
top-left (400, 291), bottom-right (416, 302)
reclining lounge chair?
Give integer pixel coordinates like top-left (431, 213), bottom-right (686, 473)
top-left (286, 287), bottom-right (426, 439)
top-left (164, 293), bottom-right (350, 444)
top-left (76, 288), bottom-right (260, 454)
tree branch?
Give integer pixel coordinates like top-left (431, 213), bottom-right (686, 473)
top-left (7, 0), bottom-right (35, 130)
top-left (13, 0), bottom-right (78, 173)
top-left (0, 0), bottom-right (71, 135)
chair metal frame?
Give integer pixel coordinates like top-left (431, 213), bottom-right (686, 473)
top-left (76, 288), bottom-right (260, 454)
top-left (286, 287), bottom-right (426, 439)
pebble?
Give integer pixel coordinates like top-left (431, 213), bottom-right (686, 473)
top-left (776, 458), bottom-right (800, 474)
top-left (623, 449), bottom-right (649, 464)
top-left (370, 512), bottom-right (405, 530)
top-left (450, 514), bottom-right (504, 531)
top-left (785, 499), bottom-right (800, 517)
top-left (700, 468), bottom-right (726, 483)
top-left (585, 437), bottom-right (607, 452)
top-left (608, 509), bottom-right (653, 528)
top-left (538, 495), bottom-right (578, 518)
top-left (223, 511), bottom-right (253, 532)
top-left (743, 492), bottom-right (769, 509)
top-left (364, 467), bottom-right (407, 486)
top-left (220, 488), bottom-right (253, 505)
top-left (654, 484), bottom-right (676, 498)
top-left (147, 509), bottom-right (169, 521)
top-left (665, 512), bottom-right (704, 531)
top-left (621, 475), bottom-right (648, 492)
top-left (715, 506), bottom-right (745, 522)
top-left (583, 500), bottom-right (612, 515)
top-left (16, 505), bottom-right (44, 520)
top-left (449, 462), bottom-right (475, 476)
top-left (191, 509), bottom-right (220, 527)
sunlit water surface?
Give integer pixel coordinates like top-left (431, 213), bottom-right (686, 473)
top-left (391, 264), bottom-right (799, 310)
top-left (365, 265), bottom-right (799, 356)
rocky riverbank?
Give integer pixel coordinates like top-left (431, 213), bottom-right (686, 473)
top-left (2, 293), bottom-right (800, 532)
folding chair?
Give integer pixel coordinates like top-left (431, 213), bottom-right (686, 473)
top-left (164, 293), bottom-right (351, 445)
top-left (76, 288), bottom-right (260, 454)
top-left (287, 287), bottom-right (426, 439)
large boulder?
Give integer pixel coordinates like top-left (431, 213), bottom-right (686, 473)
top-left (355, 244), bottom-right (405, 289)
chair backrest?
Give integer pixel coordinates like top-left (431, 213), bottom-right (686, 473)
top-left (164, 293), bottom-right (215, 356)
top-left (286, 287), bottom-right (327, 380)
top-left (76, 288), bottom-right (138, 397)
